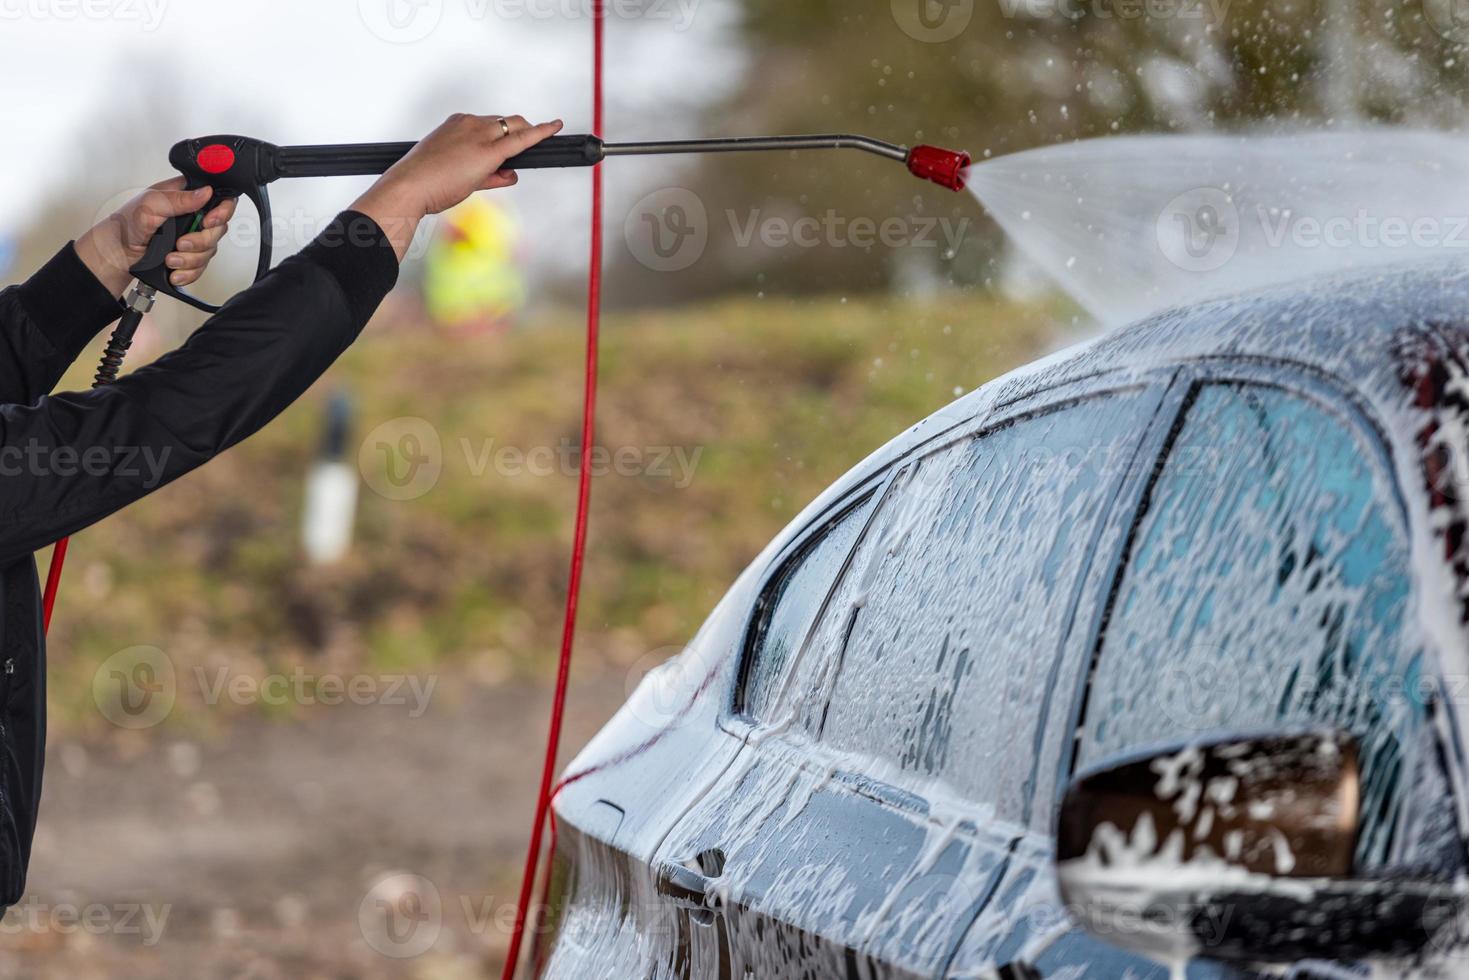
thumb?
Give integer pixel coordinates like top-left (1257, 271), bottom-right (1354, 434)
top-left (145, 185), bottom-right (213, 219)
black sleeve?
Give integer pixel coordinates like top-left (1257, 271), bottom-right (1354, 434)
top-left (0, 243), bottom-right (125, 405)
top-left (0, 211), bottom-right (399, 564)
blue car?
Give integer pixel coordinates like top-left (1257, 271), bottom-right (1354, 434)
top-left (532, 261), bottom-right (1469, 979)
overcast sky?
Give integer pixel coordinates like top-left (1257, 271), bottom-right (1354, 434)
top-left (0, 0), bottom-right (742, 283)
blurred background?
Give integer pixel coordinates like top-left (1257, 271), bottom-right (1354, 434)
top-left (1, 0), bottom-right (1467, 976)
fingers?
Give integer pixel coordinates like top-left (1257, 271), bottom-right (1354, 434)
top-left (479, 113), bottom-right (528, 136)
top-left (373, 112), bottom-right (559, 217)
top-left (162, 196), bottom-right (234, 251)
top-left (481, 169), bottom-right (519, 191)
top-left (174, 217), bottom-right (230, 254)
top-left (151, 188), bottom-right (235, 284)
top-left (490, 119), bottom-right (564, 165)
top-left (163, 243), bottom-right (218, 285)
top-left (145, 184), bottom-right (215, 220)
top-left (202, 196), bottom-right (238, 229)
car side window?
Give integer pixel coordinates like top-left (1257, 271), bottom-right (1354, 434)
top-left (738, 494), bottom-right (875, 721)
top-left (815, 391), bottom-right (1153, 824)
top-left (1075, 382), bottom-right (1450, 870)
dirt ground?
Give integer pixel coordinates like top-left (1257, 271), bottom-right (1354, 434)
top-left (0, 664), bottom-right (630, 979)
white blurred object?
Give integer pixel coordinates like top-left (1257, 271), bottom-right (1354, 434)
top-left (301, 392), bottom-right (358, 566)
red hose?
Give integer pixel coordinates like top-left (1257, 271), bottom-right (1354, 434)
top-left (501, 5), bottom-right (603, 977)
top-left (47, 16), bottom-right (603, 974)
top-left (42, 537), bottom-right (67, 633)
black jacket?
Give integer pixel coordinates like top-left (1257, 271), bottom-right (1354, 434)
top-left (0, 210), bottom-right (399, 904)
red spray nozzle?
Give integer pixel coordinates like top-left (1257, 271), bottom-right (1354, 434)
top-left (601, 134), bottom-right (972, 191)
top-left (906, 144), bottom-right (972, 192)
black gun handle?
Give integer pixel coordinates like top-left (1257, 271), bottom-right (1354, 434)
top-left (129, 179), bottom-right (239, 315)
top-left (131, 135), bottom-right (284, 313)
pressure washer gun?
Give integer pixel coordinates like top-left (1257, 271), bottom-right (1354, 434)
top-left (128, 132), bottom-right (972, 313)
top-left (42, 131), bottom-right (970, 630)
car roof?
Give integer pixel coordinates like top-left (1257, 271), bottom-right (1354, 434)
top-left (790, 256), bottom-right (1469, 558)
top-left (994, 256), bottom-right (1469, 415)
top-left (879, 258), bottom-right (1469, 482)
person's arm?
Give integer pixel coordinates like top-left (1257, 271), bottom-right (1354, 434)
top-left (0, 112), bottom-right (562, 564)
top-left (0, 182), bottom-right (237, 406)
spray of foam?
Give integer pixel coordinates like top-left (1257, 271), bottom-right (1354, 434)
top-left (966, 130), bottom-right (1469, 327)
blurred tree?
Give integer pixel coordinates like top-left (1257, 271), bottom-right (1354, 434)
top-left (605, 0), bottom-right (1469, 306)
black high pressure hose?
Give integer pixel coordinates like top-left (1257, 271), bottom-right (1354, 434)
top-left (94, 305), bottom-right (146, 385)
top-left (42, 283), bottom-right (155, 630)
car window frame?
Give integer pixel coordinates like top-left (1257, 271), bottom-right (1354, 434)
top-left (1054, 358), bottom-right (1468, 871)
top-left (718, 466), bottom-right (897, 742)
top-left (728, 480), bottom-right (886, 724)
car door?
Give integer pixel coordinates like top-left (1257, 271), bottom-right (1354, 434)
top-left (653, 377), bottom-right (1169, 979)
top-left (948, 366), bottom-right (1469, 978)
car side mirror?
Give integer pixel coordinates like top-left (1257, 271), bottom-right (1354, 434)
top-left (1055, 730), bottom-right (1462, 965)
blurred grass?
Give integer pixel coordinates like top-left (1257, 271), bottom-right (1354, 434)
top-left (42, 291), bottom-right (1063, 737)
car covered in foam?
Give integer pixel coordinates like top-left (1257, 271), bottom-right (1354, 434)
top-left (530, 259), bottom-right (1469, 979)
